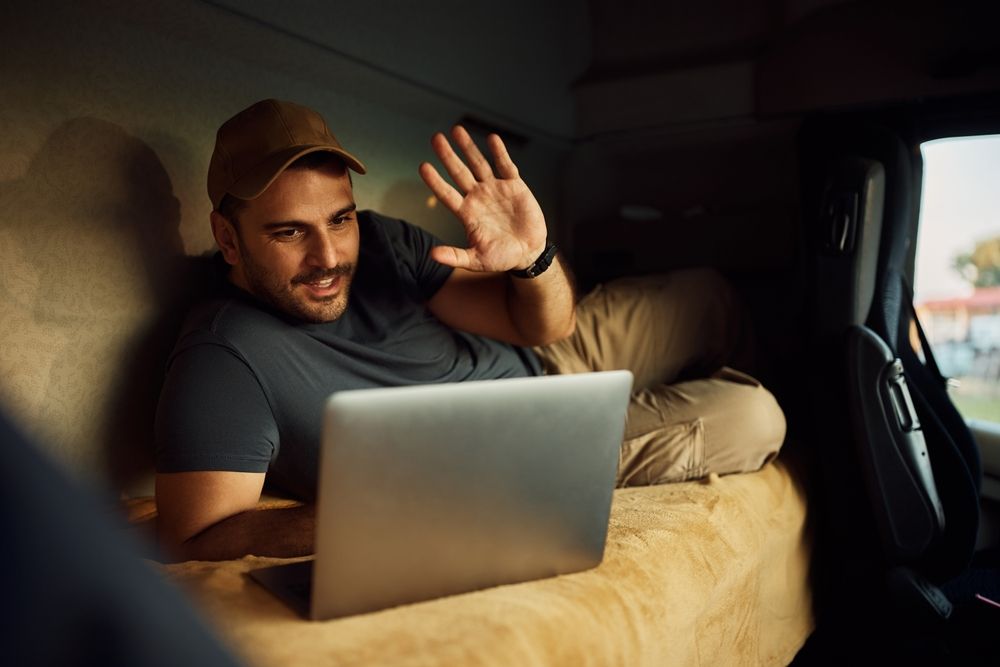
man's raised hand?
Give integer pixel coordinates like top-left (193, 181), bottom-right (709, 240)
top-left (418, 126), bottom-right (547, 273)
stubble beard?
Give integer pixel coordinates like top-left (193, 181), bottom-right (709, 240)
top-left (238, 244), bottom-right (355, 323)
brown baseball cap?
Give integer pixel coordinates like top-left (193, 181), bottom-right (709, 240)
top-left (207, 98), bottom-right (366, 209)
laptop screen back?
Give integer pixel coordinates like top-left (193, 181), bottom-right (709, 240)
top-left (310, 370), bottom-right (632, 620)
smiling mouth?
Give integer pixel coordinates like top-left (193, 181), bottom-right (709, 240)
top-left (300, 275), bottom-right (341, 298)
top-left (294, 264), bottom-right (353, 300)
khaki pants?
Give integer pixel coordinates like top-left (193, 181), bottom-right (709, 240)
top-left (534, 269), bottom-right (785, 487)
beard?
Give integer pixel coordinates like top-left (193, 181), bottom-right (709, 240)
top-left (237, 243), bottom-right (355, 323)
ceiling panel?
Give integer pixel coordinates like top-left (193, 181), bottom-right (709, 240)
top-left (208, 0), bottom-right (591, 139)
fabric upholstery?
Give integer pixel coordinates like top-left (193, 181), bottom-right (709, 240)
top-left (156, 459), bottom-right (813, 666)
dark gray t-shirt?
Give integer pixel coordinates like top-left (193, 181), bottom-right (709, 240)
top-left (155, 210), bottom-right (542, 500)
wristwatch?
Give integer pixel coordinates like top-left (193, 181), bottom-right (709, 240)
top-left (508, 241), bottom-right (558, 279)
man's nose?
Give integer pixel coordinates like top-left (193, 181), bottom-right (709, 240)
top-left (305, 230), bottom-right (338, 267)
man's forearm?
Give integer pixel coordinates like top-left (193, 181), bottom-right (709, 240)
top-left (506, 253), bottom-right (577, 346)
top-left (161, 504), bottom-right (315, 562)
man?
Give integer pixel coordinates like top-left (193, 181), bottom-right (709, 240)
top-left (155, 99), bottom-right (785, 562)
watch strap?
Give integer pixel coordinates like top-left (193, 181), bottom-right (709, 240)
top-left (508, 242), bottom-right (558, 279)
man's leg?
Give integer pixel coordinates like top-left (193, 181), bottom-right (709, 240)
top-left (535, 268), bottom-right (753, 388)
top-left (534, 268), bottom-right (785, 485)
top-left (617, 367), bottom-right (784, 486)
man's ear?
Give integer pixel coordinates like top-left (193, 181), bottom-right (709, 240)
top-left (210, 210), bottom-right (241, 266)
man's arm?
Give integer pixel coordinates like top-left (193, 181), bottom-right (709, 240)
top-left (155, 471), bottom-right (314, 562)
top-left (427, 262), bottom-right (575, 347)
top-left (419, 126), bottom-right (576, 346)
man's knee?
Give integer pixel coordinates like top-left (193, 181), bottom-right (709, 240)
top-left (705, 373), bottom-right (786, 474)
top-left (738, 384), bottom-right (786, 468)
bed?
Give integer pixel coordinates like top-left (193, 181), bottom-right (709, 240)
top-left (137, 457), bottom-right (813, 666)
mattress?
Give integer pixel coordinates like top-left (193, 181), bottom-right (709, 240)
top-left (157, 458), bottom-right (813, 666)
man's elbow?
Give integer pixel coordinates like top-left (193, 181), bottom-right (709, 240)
top-left (555, 310), bottom-right (577, 343)
top-left (155, 523), bottom-right (196, 563)
top-left (531, 311), bottom-right (577, 347)
top-left (155, 508), bottom-right (239, 563)
top-left (156, 516), bottom-right (238, 563)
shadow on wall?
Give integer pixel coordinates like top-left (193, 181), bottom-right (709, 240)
top-left (0, 117), bottom-right (193, 493)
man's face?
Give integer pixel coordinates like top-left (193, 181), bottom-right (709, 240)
top-left (223, 162), bottom-right (360, 323)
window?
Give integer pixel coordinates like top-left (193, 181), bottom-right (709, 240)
top-left (915, 135), bottom-right (1000, 424)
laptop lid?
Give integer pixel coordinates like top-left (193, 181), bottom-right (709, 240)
top-left (309, 370), bottom-right (632, 620)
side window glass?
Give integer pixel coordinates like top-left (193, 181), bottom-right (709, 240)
top-left (915, 135), bottom-right (1000, 425)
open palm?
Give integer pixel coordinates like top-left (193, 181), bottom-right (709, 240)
top-left (418, 126), bottom-right (547, 273)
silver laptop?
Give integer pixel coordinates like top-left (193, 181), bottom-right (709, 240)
top-left (249, 370), bottom-right (633, 620)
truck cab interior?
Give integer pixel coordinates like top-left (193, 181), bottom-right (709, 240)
top-left (3, 0), bottom-right (1000, 664)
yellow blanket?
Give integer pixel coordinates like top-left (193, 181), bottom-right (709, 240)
top-left (161, 459), bottom-right (813, 666)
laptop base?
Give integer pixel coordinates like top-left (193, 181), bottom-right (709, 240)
top-left (247, 559), bottom-right (314, 619)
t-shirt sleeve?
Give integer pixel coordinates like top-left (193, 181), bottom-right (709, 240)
top-left (380, 216), bottom-right (455, 300)
top-left (155, 341), bottom-right (277, 473)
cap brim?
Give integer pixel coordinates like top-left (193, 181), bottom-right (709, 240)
top-left (227, 145), bottom-right (367, 201)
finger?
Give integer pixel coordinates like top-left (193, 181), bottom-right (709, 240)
top-left (418, 162), bottom-right (464, 213)
top-left (451, 125), bottom-right (494, 182)
top-left (487, 133), bottom-right (519, 180)
top-left (430, 244), bottom-right (481, 271)
top-left (431, 132), bottom-right (477, 193)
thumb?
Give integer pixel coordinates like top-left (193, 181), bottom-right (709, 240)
top-left (430, 245), bottom-right (480, 271)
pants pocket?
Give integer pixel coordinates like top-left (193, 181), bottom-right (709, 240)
top-left (617, 418), bottom-right (706, 487)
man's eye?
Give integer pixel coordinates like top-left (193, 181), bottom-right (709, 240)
top-left (274, 229), bottom-right (301, 239)
top-left (331, 215), bottom-right (350, 226)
